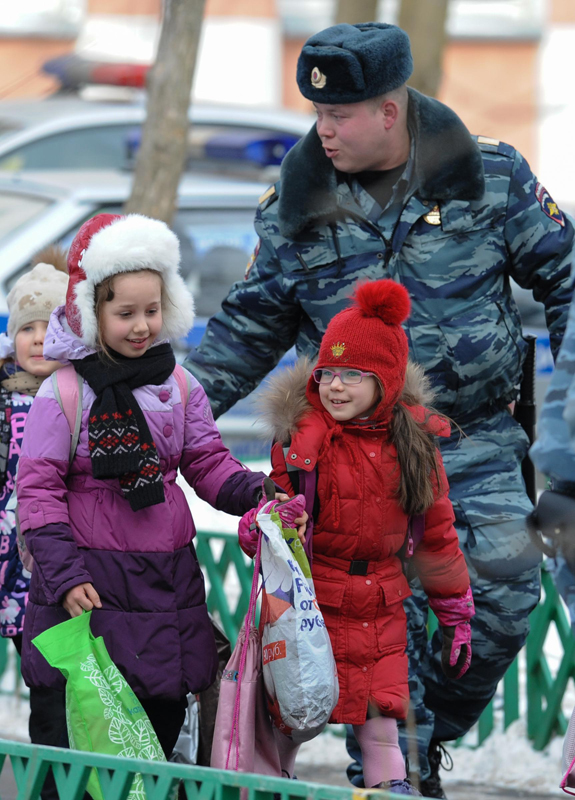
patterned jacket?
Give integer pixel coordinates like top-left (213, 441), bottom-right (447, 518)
top-left (185, 88), bottom-right (574, 425)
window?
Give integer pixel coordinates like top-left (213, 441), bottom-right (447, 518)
top-left (0, 193), bottom-right (51, 243)
top-left (0, 125), bottom-right (138, 171)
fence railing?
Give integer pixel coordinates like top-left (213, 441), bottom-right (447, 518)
top-left (0, 531), bottom-right (572, 754)
top-left (0, 738), bottom-right (362, 800)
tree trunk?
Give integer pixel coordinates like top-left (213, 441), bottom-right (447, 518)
top-left (335, 0), bottom-right (378, 25)
top-left (124, 0), bottom-right (206, 224)
top-left (399, 0), bottom-right (450, 97)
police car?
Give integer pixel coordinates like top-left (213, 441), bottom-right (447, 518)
top-left (0, 57), bottom-right (311, 173)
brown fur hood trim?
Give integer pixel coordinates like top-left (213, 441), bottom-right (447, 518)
top-left (32, 244), bottom-right (68, 273)
top-left (257, 357), bottom-right (435, 444)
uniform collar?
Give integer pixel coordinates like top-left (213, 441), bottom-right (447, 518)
top-left (277, 88), bottom-right (485, 239)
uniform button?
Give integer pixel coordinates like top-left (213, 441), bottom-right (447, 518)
top-left (362, 622), bottom-right (368, 628)
top-left (163, 425), bottom-right (173, 437)
top-left (304, 458), bottom-right (311, 465)
top-left (376, 252), bottom-right (384, 259)
top-left (291, 453), bottom-right (297, 460)
top-left (159, 390), bottom-right (170, 403)
top-left (362, 667), bottom-right (368, 673)
top-left (366, 579), bottom-right (372, 586)
top-left (369, 452), bottom-right (376, 458)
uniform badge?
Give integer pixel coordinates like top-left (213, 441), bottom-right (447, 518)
top-left (244, 239), bottom-right (261, 280)
top-left (311, 67), bottom-right (327, 89)
top-left (423, 204), bottom-right (441, 226)
top-left (535, 183), bottom-right (565, 227)
top-left (331, 342), bottom-right (346, 358)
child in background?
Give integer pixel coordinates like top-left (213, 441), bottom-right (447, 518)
top-left (240, 279), bottom-right (474, 794)
top-left (0, 250), bottom-right (68, 780)
top-left (16, 213), bottom-right (289, 758)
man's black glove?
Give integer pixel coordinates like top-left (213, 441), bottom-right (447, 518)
top-left (526, 487), bottom-right (575, 570)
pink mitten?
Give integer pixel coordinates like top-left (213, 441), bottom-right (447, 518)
top-left (238, 493), bottom-right (307, 558)
top-left (428, 587), bottom-right (475, 680)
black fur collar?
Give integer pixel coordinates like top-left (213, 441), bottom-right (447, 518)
top-left (277, 88), bottom-right (485, 239)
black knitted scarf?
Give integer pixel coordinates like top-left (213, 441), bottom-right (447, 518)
top-left (72, 343), bottom-right (176, 511)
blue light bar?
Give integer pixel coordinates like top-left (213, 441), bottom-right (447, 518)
top-left (125, 129), bottom-right (299, 168)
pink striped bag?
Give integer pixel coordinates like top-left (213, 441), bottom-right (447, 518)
top-left (210, 534), bottom-right (281, 776)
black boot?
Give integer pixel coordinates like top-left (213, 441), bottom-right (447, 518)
top-left (419, 741), bottom-right (452, 799)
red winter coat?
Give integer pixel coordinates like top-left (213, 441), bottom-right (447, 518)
top-left (265, 361), bottom-right (470, 725)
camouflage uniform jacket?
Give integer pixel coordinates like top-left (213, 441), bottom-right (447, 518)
top-left (186, 88), bottom-right (574, 424)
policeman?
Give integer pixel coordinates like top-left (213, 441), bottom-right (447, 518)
top-left (185, 22), bottom-right (574, 797)
top-left (529, 288), bottom-right (575, 632)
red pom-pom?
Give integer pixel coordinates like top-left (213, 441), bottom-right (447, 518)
top-left (352, 279), bottom-right (410, 324)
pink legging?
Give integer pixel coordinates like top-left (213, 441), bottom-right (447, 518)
top-left (353, 716), bottom-right (406, 788)
top-left (273, 716), bottom-right (405, 787)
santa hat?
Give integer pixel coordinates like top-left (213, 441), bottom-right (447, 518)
top-left (307, 279), bottom-right (410, 414)
top-left (65, 213), bottom-right (194, 347)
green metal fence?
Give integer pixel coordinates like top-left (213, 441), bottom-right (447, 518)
top-left (0, 738), bottom-right (368, 800)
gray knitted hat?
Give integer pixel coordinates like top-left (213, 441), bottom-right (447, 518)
top-left (297, 22), bottom-right (413, 105)
top-left (7, 262), bottom-right (68, 339)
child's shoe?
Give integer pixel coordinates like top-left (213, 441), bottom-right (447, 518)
top-left (373, 779), bottom-right (421, 795)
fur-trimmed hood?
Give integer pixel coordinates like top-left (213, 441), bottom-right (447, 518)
top-left (257, 357), bottom-right (439, 444)
top-left (277, 88), bottom-right (485, 239)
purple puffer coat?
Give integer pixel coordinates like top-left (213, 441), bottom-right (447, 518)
top-left (17, 308), bottom-right (265, 700)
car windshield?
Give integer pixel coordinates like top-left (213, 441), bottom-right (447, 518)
top-left (0, 192), bottom-right (52, 244)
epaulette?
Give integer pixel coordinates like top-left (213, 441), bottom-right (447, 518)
top-left (474, 135), bottom-right (515, 159)
top-left (258, 182), bottom-right (280, 211)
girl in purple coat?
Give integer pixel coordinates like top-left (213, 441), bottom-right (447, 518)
top-left (17, 213), bottom-right (270, 758)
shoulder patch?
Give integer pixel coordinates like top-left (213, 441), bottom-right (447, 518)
top-left (259, 185), bottom-right (276, 206)
top-left (535, 182), bottom-right (565, 227)
top-left (477, 136), bottom-right (500, 147)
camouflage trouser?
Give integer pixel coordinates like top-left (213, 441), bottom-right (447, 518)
top-left (346, 410), bottom-right (542, 784)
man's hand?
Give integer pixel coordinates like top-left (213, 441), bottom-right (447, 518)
top-left (63, 583), bottom-right (102, 618)
top-left (527, 489), bottom-right (575, 568)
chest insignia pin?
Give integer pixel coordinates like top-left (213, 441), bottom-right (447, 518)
top-left (423, 204), bottom-right (441, 226)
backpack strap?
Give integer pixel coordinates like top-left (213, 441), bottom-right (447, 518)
top-left (173, 364), bottom-right (191, 407)
top-left (282, 445), bottom-right (316, 566)
top-left (52, 367), bottom-right (83, 461)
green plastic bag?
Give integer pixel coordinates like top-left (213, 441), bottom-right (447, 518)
top-left (33, 611), bottom-right (165, 800)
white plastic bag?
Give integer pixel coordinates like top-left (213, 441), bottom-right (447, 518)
top-left (257, 505), bottom-right (338, 744)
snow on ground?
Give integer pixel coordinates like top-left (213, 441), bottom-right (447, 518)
top-left (0, 456), bottom-right (571, 793)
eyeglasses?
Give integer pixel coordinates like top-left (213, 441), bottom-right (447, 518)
top-left (313, 368), bottom-right (375, 385)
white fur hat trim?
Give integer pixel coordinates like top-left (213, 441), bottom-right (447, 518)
top-left (73, 214), bottom-right (194, 348)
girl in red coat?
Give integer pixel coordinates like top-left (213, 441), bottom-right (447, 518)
top-left (240, 279), bottom-right (473, 794)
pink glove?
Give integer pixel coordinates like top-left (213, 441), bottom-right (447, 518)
top-left (238, 493), bottom-right (307, 558)
top-left (428, 586), bottom-right (475, 680)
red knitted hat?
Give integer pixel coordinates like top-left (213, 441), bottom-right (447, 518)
top-left (66, 213), bottom-right (194, 348)
top-left (307, 279), bottom-right (410, 414)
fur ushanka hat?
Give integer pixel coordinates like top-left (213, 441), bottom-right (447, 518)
top-left (297, 22), bottom-right (413, 105)
top-left (65, 213), bottom-right (194, 348)
top-left (307, 279), bottom-right (411, 415)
